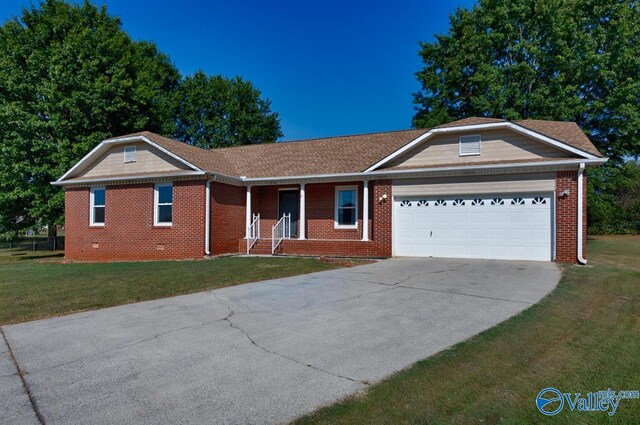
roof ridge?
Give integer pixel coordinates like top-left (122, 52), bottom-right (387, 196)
top-left (209, 128), bottom-right (429, 152)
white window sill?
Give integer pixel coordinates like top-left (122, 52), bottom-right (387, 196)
top-left (334, 224), bottom-right (358, 230)
top-left (153, 223), bottom-right (173, 228)
top-left (459, 153), bottom-right (481, 157)
top-left (89, 224), bottom-right (105, 227)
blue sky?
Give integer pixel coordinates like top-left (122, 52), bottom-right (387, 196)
top-left (0, 0), bottom-right (475, 140)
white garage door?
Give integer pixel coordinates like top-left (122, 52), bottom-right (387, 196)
top-left (393, 194), bottom-right (553, 261)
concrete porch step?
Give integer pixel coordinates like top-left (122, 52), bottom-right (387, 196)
top-left (249, 239), bottom-right (273, 255)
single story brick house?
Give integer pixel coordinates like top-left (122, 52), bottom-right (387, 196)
top-left (53, 117), bottom-right (606, 263)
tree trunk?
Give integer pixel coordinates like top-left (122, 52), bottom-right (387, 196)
top-left (48, 225), bottom-right (57, 251)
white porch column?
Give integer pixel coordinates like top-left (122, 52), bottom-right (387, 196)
top-left (245, 186), bottom-right (251, 239)
top-left (362, 180), bottom-right (369, 241)
top-left (299, 183), bottom-right (306, 239)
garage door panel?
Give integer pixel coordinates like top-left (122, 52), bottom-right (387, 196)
top-left (394, 193), bottom-right (552, 261)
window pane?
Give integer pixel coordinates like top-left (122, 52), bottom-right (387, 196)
top-left (158, 185), bottom-right (172, 204)
top-left (158, 205), bottom-right (172, 223)
top-left (93, 206), bottom-right (105, 224)
top-left (338, 208), bottom-right (356, 225)
top-left (94, 189), bottom-right (105, 206)
top-left (338, 189), bottom-right (355, 208)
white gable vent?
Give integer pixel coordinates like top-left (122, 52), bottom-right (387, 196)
top-left (459, 135), bottom-right (481, 156)
top-left (124, 146), bottom-right (136, 163)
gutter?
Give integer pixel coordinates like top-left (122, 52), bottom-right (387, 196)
top-left (205, 179), bottom-right (212, 256)
top-left (239, 158), bottom-right (608, 184)
top-left (577, 162), bottom-right (587, 265)
top-left (51, 171), bottom-right (206, 186)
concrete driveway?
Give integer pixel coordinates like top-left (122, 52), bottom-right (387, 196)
top-left (1, 258), bottom-right (560, 425)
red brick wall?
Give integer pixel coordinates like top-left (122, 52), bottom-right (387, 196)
top-left (65, 180), bottom-right (206, 261)
top-left (210, 181), bottom-right (246, 255)
top-left (248, 180), bottom-right (392, 257)
top-left (556, 170), bottom-right (586, 263)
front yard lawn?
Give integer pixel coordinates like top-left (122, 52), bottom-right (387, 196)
top-left (294, 235), bottom-right (640, 425)
top-left (0, 251), bottom-right (342, 325)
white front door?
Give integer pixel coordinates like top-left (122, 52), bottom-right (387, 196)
top-left (393, 194), bottom-right (553, 261)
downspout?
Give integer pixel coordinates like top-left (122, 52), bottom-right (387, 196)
top-left (577, 163), bottom-right (587, 265)
top-left (205, 179), bottom-right (211, 256)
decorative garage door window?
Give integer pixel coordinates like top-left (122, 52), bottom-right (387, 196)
top-left (434, 199), bottom-right (446, 206)
top-left (400, 200), bottom-right (411, 207)
top-left (452, 199), bottom-right (465, 206)
top-left (471, 198), bottom-right (484, 206)
top-left (532, 196), bottom-right (547, 205)
top-left (511, 197), bottom-right (525, 205)
top-left (491, 197), bottom-right (504, 205)
top-left (417, 199), bottom-right (428, 207)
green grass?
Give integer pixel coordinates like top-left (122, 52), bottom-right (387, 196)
top-left (0, 249), bottom-right (342, 325)
top-left (293, 235), bottom-right (640, 425)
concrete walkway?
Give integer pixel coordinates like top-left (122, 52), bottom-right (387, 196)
top-left (1, 258), bottom-right (560, 425)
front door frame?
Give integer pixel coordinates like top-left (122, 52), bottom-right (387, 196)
top-left (278, 188), bottom-right (299, 238)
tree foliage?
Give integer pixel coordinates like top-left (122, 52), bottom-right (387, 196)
top-left (0, 0), bottom-right (180, 229)
top-left (0, 0), bottom-right (282, 232)
top-left (173, 71), bottom-right (282, 148)
top-left (413, 0), bottom-right (640, 161)
top-left (589, 161), bottom-right (640, 234)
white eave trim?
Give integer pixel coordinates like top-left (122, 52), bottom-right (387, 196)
top-left (240, 158), bottom-right (607, 184)
top-left (364, 122), bottom-right (599, 172)
top-left (54, 135), bottom-right (203, 184)
top-left (51, 171), bottom-right (206, 186)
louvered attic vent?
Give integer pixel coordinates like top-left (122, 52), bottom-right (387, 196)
top-left (459, 135), bottom-right (481, 156)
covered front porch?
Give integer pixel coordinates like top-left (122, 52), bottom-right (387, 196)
top-left (241, 180), bottom-right (391, 257)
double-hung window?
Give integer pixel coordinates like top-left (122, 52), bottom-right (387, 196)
top-left (334, 186), bottom-right (358, 229)
top-left (90, 187), bottom-right (105, 226)
top-left (154, 183), bottom-right (173, 226)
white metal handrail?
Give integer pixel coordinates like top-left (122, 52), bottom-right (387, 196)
top-left (247, 213), bottom-right (260, 254)
top-left (271, 213), bottom-right (291, 254)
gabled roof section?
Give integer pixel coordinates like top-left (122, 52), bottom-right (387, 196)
top-left (434, 117), bottom-right (601, 157)
top-left (54, 117), bottom-right (603, 185)
top-left (364, 117), bottom-right (602, 172)
top-left (54, 132), bottom-right (205, 184)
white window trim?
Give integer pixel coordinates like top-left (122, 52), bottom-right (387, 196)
top-left (334, 185), bottom-right (358, 229)
top-left (124, 145), bottom-right (136, 163)
top-left (89, 186), bottom-right (105, 226)
top-left (459, 134), bottom-right (482, 156)
top-left (154, 182), bottom-right (173, 227)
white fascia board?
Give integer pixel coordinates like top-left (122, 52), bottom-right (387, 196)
top-left (502, 123), bottom-right (599, 160)
top-left (240, 158), bottom-right (607, 185)
top-left (54, 135), bottom-right (203, 184)
top-left (364, 122), bottom-right (598, 172)
top-left (363, 130), bottom-right (433, 172)
top-left (51, 171), bottom-right (206, 186)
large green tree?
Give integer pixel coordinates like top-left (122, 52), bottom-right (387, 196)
top-left (172, 71), bottom-right (282, 148)
top-left (588, 160), bottom-right (640, 234)
top-left (0, 0), bottom-right (180, 232)
top-left (413, 0), bottom-right (640, 161)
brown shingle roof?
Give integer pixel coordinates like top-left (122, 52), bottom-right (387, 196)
top-left (104, 118), bottom-right (600, 180)
top-left (514, 119), bottom-right (601, 157)
top-left (435, 117), bottom-right (506, 128)
top-left (116, 129), bottom-right (428, 178)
